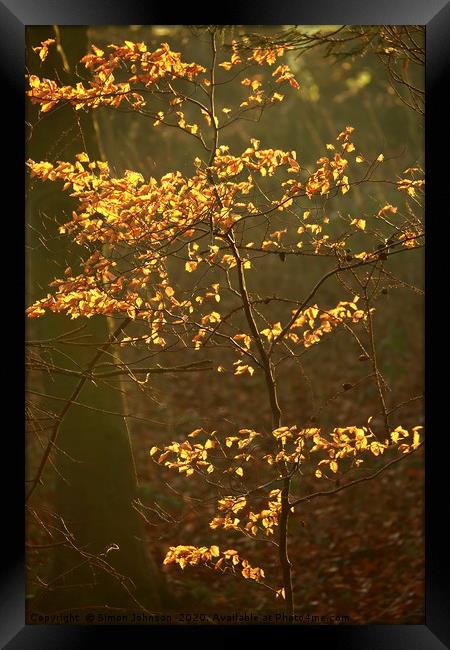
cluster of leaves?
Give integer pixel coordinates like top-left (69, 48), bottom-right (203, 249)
top-left (25, 140), bottom-right (423, 342)
top-left (163, 545), bottom-right (265, 584)
top-left (265, 422), bottom-right (422, 475)
top-left (26, 35), bottom-right (423, 341)
top-left (28, 41), bottom-right (206, 114)
top-left (237, 26), bottom-right (424, 114)
top-left (151, 422), bottom-right (422, 594)
top-left (152, 423), bottom-right (422, 484)
top-left (260, 298), bottom-right (369, 349)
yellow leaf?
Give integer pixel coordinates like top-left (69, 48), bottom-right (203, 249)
top-left (377, 153), bottom-right (384, 162)
top-left (185, 260), bottom-right (198, 273)
top-left (370, 442), bottom-right (381, 456)
top-left (201, 109), bottom-right (212, 126)
top-left (29, 75), bottom-right (40, 88)
top-left (210, 545), bottom-right (220, 557)
top-left (315, 469), bottom-right (322, 478)
top-left (149, 446), bottom-right (158, 456)
top-left (188, 428), bottom-right (203, 438)
top-left (40, 101), bottom-right (55, 113)
top-left (288, 158), bottom-right (300, 173)
top-left (235, 467), bottom-right (244, 477)
top-left (340, 176), bottom-right (350, 194)
top-left (330, 460), bottom-right (338, 473)
top-left (351, 218), bottom-right (366, 230)
top-left (234, 365), bottom-right (252, 376)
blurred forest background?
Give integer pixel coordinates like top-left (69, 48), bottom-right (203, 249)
top-left (26, 25), bottom-right (424, 624)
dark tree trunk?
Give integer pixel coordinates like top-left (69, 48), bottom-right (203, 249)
top-left (26, 26), bottom-right (167, 615)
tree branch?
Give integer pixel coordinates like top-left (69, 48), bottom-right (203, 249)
top-left (290, 442), bottom-right (423, 508)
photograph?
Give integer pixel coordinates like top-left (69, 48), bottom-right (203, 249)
top-left (24, 24), bottom-right (426, 628)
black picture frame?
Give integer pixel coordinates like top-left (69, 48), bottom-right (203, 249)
top-left (4, 1), bottom-right (448, 647)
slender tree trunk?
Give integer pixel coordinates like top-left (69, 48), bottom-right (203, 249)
top-left (227, 234), bottom-right (294, 617)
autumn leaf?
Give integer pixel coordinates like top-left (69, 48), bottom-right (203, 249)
top-left (185, 260), bottom-right (198, 272)
top-left (32, 38), bottom-right (56, 62)
top-left (234, 364), bottom-right (254, 376)
top-left (340, 176), bottom-right (350, 194)
top-left (188, 428), bottom-right (203, 438)
top-left (351, 218), bottom-right (366, 230)
top-left (287, 158), bottom-right (300, 173)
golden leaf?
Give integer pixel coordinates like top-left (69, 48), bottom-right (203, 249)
top-left (185, 261), bottom-right (198, 273)
top-left (351, 218), bottom-right (366, 231)
top-left (29, 75), bottom-right (40, 88)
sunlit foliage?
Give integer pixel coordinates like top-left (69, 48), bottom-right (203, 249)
top-left (26, 30), bottom-right (424, 611)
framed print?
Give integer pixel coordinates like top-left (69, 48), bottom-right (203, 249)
top-left (2, 0), bottom-right (448, 647)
